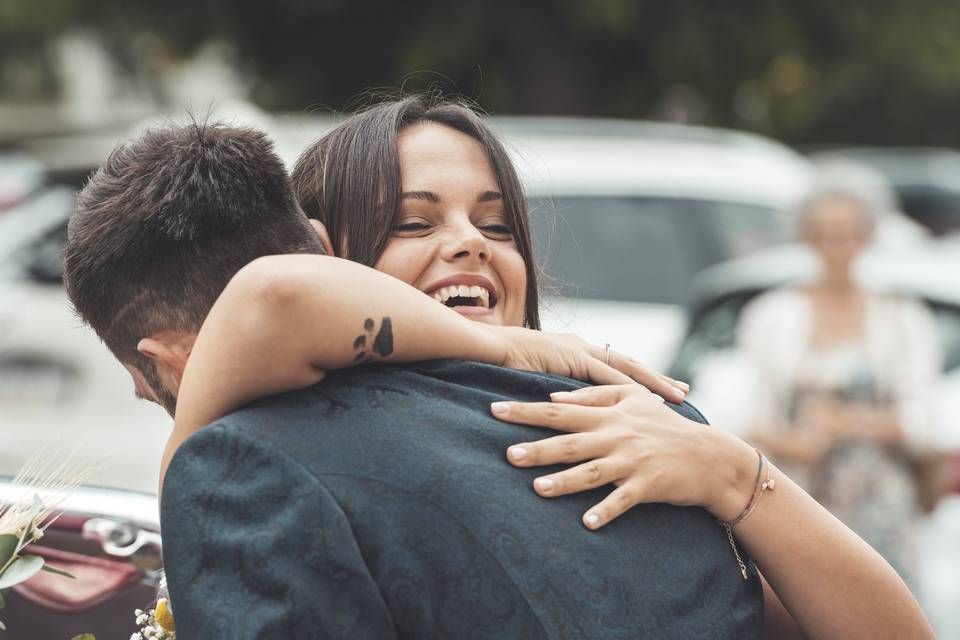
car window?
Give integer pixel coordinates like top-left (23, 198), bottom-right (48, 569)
top-left (896, 186), bottom-right (960, 236)
top-left (0, 187), bottom-right (74, 284)
top-left (529, 197), bottom-right (785, 305)
top-left (700, 200), bottom-right (791, 260)
top-left (13, 220), bottom-right (67, 285)
top-left (668, 293), bottom-right (758, 381)
top-left (670, 293), bottom-right (960, 382)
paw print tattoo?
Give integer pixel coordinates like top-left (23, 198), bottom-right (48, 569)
top-left (353, 317), bottom-right (394, 362)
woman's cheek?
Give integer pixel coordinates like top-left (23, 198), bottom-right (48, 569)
top-left (373, 243), bottom-right (421, 286)
top-left (498, 248), bottom-right (528, 327)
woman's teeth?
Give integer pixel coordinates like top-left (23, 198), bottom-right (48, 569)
top-left (432, 284), bottom-right (491, 308)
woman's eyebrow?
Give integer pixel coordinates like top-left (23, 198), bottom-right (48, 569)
top-left (400, 191), bottom-right (440, 202)
top-left (399, 190), bottom-right (502, 203)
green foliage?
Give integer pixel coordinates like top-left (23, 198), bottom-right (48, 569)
top-left (0, 555), bottom-right (44, 590)
top-left (0, 554), bottom-right (44, 594)
top-left (40, 564), bottom-right (75, 579)
top-left (0, 497), bottom-right (76, 634)
top-left (0, 536), bottom-right (16, 570)
top-left (2, 0), bottom-right (960, 144)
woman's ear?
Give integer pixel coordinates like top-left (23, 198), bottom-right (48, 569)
top-left (309, 219), bottom-right (336, 256)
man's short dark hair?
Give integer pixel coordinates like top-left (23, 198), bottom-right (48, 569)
top-left (64, 121), bottom-right (323, 412)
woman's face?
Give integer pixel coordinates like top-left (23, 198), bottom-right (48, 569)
top-left (374, 122), bottom-right (527, 327)
top-left (803, 196), bottom-right (872, 274)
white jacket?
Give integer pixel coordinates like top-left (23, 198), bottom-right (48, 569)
top-left (736, 287), bottom-right (943, 450)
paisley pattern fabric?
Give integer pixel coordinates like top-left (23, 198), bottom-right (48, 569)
top-left (161, 360), bottom-right (763, 639)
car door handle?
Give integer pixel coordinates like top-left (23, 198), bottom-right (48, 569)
top-left (82, 518), bottom-right (162, 557)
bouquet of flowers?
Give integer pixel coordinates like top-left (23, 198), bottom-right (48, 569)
top-left (0, 449), bottom-right (96, 633)
top-left (131, 573), bottom-right (176, 640)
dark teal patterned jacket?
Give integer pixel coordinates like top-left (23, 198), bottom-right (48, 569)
top-left (161, 360), bottom-right (763, 639)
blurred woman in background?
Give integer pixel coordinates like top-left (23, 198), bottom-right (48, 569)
top-left (739, 165), bottom-right (943, 586)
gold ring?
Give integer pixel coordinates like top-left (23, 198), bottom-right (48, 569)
top-left (604, 343), bottom-right (611, 365)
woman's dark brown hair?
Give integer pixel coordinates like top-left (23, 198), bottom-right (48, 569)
top-left (291, 94), bottom-right (541, 329)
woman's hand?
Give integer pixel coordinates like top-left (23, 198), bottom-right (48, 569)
top-left (493, 326), bottom-right (688, 403)
top-left (491, 384), bottom-right (757, 528)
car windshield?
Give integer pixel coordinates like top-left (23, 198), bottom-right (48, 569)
top-left (529, 196), bottom-right (787, 305)
top-left (896, 185), bottom-right (960, 236)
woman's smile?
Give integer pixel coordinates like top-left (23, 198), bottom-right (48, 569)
top-left (422, 273), bottom-right (498, 317)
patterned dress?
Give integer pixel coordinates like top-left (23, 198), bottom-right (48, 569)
top-left (791, 342), bottom-right (917, 586)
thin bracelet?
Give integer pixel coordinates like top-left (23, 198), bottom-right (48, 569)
top-left (726, 449), bottom-right (776, 527)
top-left (718, 449), bottom-right (777, 580)
top-left (730, 449), bottom-right (763, 526)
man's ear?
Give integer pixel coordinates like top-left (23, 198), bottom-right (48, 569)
top-left (137, 333), bottom-right (194, 392)
top-left (308, 219), bottom-right (336, 257)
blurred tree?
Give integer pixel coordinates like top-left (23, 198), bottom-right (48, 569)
top-left (2, 0), bottom-right (960, 146)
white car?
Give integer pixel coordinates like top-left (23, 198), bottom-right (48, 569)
top-left (494, 117), bottom-right (816, 367)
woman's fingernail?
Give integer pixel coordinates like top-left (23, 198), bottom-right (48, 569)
top-left (534, 477), bottom-right (554, 492)
top-left (508, 446), bottom-right (528, 461)
top-left (585, 513), bottom-right (600, 529)
top-left (675, 380), bottom-right (691, 393)
top-left (491, 402), bottom-right (509, 415)
top-left (550, 391), bottom-right (573, 401)
top-left (674, 386), bottom-right (687, 400)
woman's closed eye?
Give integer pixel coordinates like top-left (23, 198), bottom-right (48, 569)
top-left (394, 221), bottom-right (431, 232)
top-left (480, 223), bottom-right (513, 239)
top-left (394, 219), bottom-right (513, 238)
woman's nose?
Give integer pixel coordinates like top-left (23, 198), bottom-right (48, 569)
top-left (443, 222), bottom-right (490, 264)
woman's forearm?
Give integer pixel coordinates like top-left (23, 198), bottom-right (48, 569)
top-left (713, 436), bottom-right (933, 639)
top-left (172, 254), bottom-right (504, 439)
